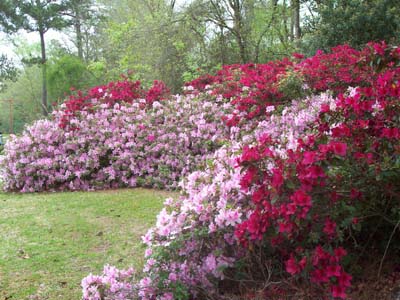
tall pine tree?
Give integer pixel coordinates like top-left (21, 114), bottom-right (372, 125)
top-left (0, 0), bottom-right (71, 116)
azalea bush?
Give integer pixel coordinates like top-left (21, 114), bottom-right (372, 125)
top-left (185, 42), bottom-right (399, 124)
top-left (81, 91), bottom-right (347, 299)
top-left (81, 42), bottom-right (399, 300)
top-left (235, 64), bottom-right (400, 298)
top-left (0, 85), bottom-right (233, 192)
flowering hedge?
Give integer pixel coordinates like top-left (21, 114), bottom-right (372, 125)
top-left (80, 42), bottom-right (400, 300)
top-left (81, 91), bottom-right (346, 299)
top-left (0, 89), bottom-right (233, 192)
top-left (235, 64), bottom-right (400, 298)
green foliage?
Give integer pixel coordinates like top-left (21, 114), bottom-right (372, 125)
top-left (0, 65), bottom-right (42, 134)
top-left (87, 60), bottom-right (107, 79)
top-left (64, 0), bottom-right (105, 61)
top-left (0, 54), bottom-right (18, 91)
top-left (0, 0), bottom-right (71, 34)
top-left (277, 70), bottom-right (309, 100)
top-left (302, 0), bottom-right (400, 54)
top-left (93, 0), bottom-right (298, 93)
top-left (11, 37), bottom-right (42, 59)
top-left (95, 1), bottom-right (184, 91)
top-left (47, 54), bottom-right (97, 103)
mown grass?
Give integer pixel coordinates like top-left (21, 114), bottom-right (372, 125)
top-left (0, 188), bottom-right (176, 300)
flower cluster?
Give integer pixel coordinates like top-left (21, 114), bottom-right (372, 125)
top-left (186, 60), bottom-right (293, 123)
top-left (82, 265), bottom-right (136, 300)
top-left (59, 78), bottom-right (170, 129)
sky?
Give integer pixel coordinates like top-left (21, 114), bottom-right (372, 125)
top-left (0, 29), bottom-right (71, 60)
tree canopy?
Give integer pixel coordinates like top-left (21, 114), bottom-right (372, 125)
top-left (0, 0), bottom-right (72, 115)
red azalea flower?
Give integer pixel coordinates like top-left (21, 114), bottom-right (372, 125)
top-left (241, 146), bottom-right (261, 162)
top-left (318, 144), bottom-right (331, 155)
top-left (278, 221), bottom-right (293, 233)
top-left (320, 103), bottom-right (330, 113)
top-left (252, 187), bottom-right (267, 204)
top-left (292, 52), bottom-right (305, 60)
top-left (326, 264), bottom-right (342, 277)
top-left (271, 168), bottom-right (284, 189)
top-left (299, 257), bottom-right (307, 270)
top-left (311, 268), bottom-right (329, 283)
top-left (338, 271), bottom-right (352, 287)
top-left (331, 284), bottom-right (347, 299)
top-left (381, 127), bottom-right (400, 139)
top-left (334, 247), bottom-right (347, 260)
top-left (329, 141), bottom-right (347, 156)
top-left (303, 165), bottom-right (325, 179)
top-left (285, 255), bottom-right (300, 275)
top-left (350, 188), bottom-right (362, 199)
top-left (290, 189), bottom-right (312, 207)
top-left (302, 151), bottom-right (316, 165)
top-left (240, 167), bottom-right (257, 190)
top-left (312, 245), bottom-right (329, 266)
top-left (323, 218), bottom-right (337, 237)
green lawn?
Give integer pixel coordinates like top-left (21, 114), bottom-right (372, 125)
top-left (0, 188), bottom-right (176, 300)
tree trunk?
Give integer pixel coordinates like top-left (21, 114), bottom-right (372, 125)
top-left (292, 0), bottom-right (301, 41)
top-left (283, 0), bottom-right (290, 43)
top-left (237, 36), bottom-right (247, 63)
top-left (231, 0), bottom-right (248, 63)
top-left (74, 2), bottom-right (84, 61)
top-left (219, 26), bottom-right (227, 65)
top-left (75, 19), bottom-right (83, 60)
top-left (39, 30), bottom-right (48, 116)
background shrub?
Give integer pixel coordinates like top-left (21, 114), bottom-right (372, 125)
top-left (0, 86), bottom-right (233, 192)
